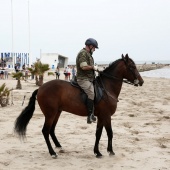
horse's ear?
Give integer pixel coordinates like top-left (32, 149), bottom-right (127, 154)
top-left (125, 53), bottom-right (129, 60)
top-left (125, 53), bottom-right (129, 58)
top-left (121, 54), bottom-right (124, 59)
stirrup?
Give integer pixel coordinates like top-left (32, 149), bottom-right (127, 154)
top-left (91, 114), bottom-right (96, 121)
top-left (87, 117), bottom-right (92, 124)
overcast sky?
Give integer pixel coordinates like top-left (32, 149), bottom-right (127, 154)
top-left (0, 0), bottom-right (170, 63)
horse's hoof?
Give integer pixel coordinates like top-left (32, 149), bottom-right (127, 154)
top-left (51, 154), bottom-right (58, 159)
top-left (109, 151), bottom-right (115, 156)
top-left (96, 155), bottom-right (103, 158)
top-left (59, 148), bottom-right (65, 153)
top-left (95, 152), bottom-right (103, 158)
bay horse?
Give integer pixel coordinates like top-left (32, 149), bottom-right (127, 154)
top-left (14, 54), bottom-right (144, 158)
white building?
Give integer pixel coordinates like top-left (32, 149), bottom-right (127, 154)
top-left (0, 52), bottom-right (29, 69)
top-left (40, 53), bottom-right (68, 69)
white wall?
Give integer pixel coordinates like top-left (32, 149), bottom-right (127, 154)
top-left (40, 53), bottom-right (69, 69)
top-left (40, 53), bottom-right (59, 70)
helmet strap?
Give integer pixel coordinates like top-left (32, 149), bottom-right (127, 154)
top-left (89, 46), bottom-right (94, 55)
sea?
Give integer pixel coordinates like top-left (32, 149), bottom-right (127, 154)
top-left (140, 67), bottom-right (170, 79)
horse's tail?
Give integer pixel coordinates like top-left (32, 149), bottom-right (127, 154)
top-left (14, 89), bottom-right (38, 139)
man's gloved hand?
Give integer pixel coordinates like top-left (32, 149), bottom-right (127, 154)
top-left (97, 67), bottom-right (104, 72)
top-left (93, 65), bottom-right (98, 71)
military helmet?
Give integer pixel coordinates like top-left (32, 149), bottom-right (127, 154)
top-left (85, 38), bottom-right (99, 48)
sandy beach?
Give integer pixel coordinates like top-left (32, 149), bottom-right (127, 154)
top-left (0, 73), bottom-right (170, 170)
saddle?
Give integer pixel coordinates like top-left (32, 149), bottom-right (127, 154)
top-left (70, 76), bottom-right (103, 104)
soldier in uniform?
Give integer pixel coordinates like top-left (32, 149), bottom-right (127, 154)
top-left (76, 38), bottom-right (98, 124)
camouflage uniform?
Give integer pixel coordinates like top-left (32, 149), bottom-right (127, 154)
top-left (76, 48), bottom-right (95, 100)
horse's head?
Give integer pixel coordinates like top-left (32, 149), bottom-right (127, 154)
top-left (121, 54), bottom-right (144, 86)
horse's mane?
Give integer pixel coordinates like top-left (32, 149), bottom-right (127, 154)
top-left (102, 58), bottom-right (122, 73)
top-left (102, 57), bottom-right (136, 74)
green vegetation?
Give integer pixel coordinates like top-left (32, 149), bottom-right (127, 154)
top-left (28, 60), bottom-right (50, 86)
top-left (11, 72), bottom-right (23, 89)
top-left (0, 83), bottom-right (12, 107)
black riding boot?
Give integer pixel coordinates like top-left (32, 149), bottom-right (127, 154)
top-left (87, 98), bottom-right (96, 124)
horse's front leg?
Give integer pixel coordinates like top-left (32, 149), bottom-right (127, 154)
top-left (94, 120), bottom-right (103, 158)
top-left (105, 119), bottom-right (115, 156)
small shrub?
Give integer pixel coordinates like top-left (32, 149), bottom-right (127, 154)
top-left (0, 83), bottom-right (12, 107)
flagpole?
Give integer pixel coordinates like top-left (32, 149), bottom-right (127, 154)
top-left (11, 0), bottom-right (14, 68)
top-left (28, 0), bottom-right (31, 67)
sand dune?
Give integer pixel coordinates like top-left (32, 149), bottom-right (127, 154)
top-left (0, 74), bottom-right (170, 170)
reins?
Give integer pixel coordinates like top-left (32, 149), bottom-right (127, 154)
top-left (99, 71), bottom-right (122, 81)
top-left (96, 73), bottom-right (117, 101)
top-left (99, 71), bottom-right (135, 85)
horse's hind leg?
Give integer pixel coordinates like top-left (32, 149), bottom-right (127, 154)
top-left (42, 112), bottom-right (58, 158)
top-left (50, 111), bottom-right (62, 148)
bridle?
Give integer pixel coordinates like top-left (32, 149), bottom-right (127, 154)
top-left (99, 58), bottom-right (140, 86)
top-left (122, 58), bottom-right (140, 86)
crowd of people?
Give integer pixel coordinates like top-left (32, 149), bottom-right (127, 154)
top-left (62, 65), bottom-right (76, 81)
top-left (14, 63), bottom-right (32, 81)
top-left (0, 63), bottom-right (33, 81)
top-left (0, 63), bottom-right (77, 81)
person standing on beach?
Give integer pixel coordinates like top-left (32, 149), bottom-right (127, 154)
top-left (67, 65), bottom-right (71, 81)
top-left (64, 67), bottom-right (68, 81)
top-left (31, 65), bottom-right (34, 80)
top-left (4, 66), bottom-right (8, 79)
top-left (14, 64), bottom-right (19, 72)
top-left (71, 66), bottom-right (76, 80)
top-left (0, 67), bottom-right (4, 79)
top-left (55, 66), bottom-right (60, 79)
top-left (22, 63), bottom-right (25, 70)
top-left (76, 38), bottom-right (98, 124)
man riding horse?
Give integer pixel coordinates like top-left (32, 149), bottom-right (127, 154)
top-left (76, 38), bottom-right (98, 124)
